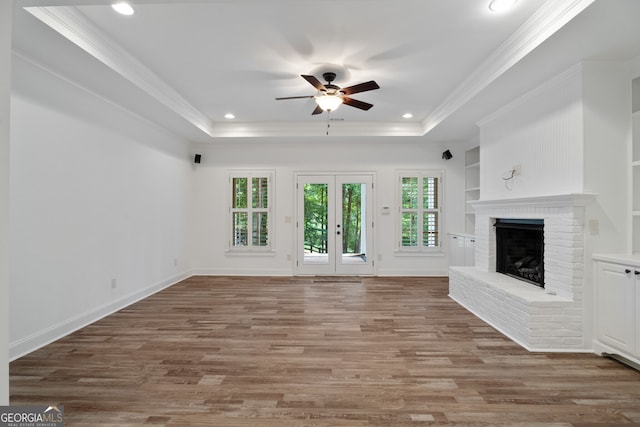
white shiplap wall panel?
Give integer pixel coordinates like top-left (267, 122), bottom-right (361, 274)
top-left (479, 65), bottom-right (584, 200)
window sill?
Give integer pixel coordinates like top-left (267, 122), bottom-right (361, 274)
top-left (225, 249), bottom-right (276, 257)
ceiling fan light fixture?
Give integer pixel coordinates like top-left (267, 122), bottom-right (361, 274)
top-left (112, 2), bottom-right (134, 15)
top-left (488, 0), bottom-right (517, 12)
top-left (315, 94), bottom-right (343, 112)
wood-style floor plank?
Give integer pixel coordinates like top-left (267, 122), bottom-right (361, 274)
top-left (10, 276), bottom-right (640, 426)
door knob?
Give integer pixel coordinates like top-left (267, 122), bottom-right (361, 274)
top-left (625, 269), bottom-right (632, 274)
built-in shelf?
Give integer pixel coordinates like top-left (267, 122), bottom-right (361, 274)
top-left (464, 146), bottom-right (480, 235)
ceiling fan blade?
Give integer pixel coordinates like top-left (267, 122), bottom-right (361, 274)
top-left (275, 95), bottom-right (315, 100)
top-left (311, 105), bottom-right (324, 115)
top-left (341, 80), bottom-right (380, 95)
top-left (301, 75), bottom-right (327, 91)
top-left (342, 96), bottom-right (374, 111)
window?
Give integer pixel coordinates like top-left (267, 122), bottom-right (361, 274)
top-left (230, 172), bottom-right (273, 251)
top-left (398, 171), bottom-right (442, 251)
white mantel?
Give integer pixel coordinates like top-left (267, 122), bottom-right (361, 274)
top-left (449, 193), bottom-right (596, 352)
top-left (471, 193), bottom-right (597, 209)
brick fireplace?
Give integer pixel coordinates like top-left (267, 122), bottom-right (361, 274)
top-left (449, 194), bottom-right (595, 351)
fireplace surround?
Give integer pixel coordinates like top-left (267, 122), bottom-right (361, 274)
top-left (449, 194), bottom-right (595, 351)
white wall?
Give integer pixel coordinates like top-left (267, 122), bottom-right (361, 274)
top-left (191, 138), bottom-right (465, 276)
top-left (9, 56), bottom-right (194, 359)
top-left (478, 64), bottom-right (585, 200)
top-left (0, 0), bottom-right (12, 405)
top-left (581, 61), bottom-right (631, 255)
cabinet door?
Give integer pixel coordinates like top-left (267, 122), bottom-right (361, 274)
top-left (449, 235), bottom-right (466, 266)
top-left (464, 237), bottom-right (475, 266)
top-left (636, 272), bottom-right (640, 357)
top-left (596, 262), bottom-right (635, 353)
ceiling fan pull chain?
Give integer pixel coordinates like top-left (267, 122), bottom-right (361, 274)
top-left (326, 111), bottom-right (330, 136)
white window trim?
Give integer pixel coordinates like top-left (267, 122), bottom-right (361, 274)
top-left (395, 169), bottom-right (444, 254)
top-left (226, 170), bottom-right (275, 254)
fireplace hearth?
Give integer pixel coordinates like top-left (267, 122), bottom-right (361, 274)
top-left (495, 218), bottom-right (544, 287)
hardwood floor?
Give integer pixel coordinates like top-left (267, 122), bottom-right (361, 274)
top-left (10, 276), bottom-right (640, 426)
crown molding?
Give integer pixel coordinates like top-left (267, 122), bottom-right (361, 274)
top-left (421, 0), bottom-right (596, 136)
top-left (25, 6), bottom-right (216, 138)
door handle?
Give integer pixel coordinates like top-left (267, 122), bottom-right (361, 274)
top-left (626, 269), bottom-right (632, 274)
top-left (635, 270), bottom-right (640, 275)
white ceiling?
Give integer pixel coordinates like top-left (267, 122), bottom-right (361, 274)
top-left (11, 0), bottom-right (640, 143)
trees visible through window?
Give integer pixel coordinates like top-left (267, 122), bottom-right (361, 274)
top-left (399, 171), bottom-right (442, 250)
top-left (231, 173), bottom-right (272, 249)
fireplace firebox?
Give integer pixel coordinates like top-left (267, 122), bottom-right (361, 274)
top-left (495, 218), bottom-right (544, 287)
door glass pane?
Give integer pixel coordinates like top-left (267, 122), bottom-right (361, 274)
top-left (303, 183), bottom-right (329, 265)
top-left (402, 177), bottom-right (418, 209)
top-left (423, 212), bottom-right (438, 247)
top-left (252, 212), bottom-right (268, 246)
top-left (233, 212), bottom-right (248, 246)
top-left (341, 183), bottom-right (366, 264)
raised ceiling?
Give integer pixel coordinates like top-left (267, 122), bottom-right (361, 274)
top-left (11, 0), bottom-right (640, 142)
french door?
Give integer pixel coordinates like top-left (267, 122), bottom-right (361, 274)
top-left (296, 174), bottom-right (374, 275)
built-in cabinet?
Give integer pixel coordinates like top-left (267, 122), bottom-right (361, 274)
top-left (449, 233), bottom-right (475, 266)
top-left (593, 255), bottom-right (640, 368)
top-left (464, 146), bottom-right (480, 235)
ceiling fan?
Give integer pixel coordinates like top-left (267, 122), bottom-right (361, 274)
top-left (276, 72), bottom-right (380, 115)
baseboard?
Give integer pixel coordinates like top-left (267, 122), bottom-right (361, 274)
top-left (192, 268), bottom-right (292, 276)
top-left (9, 271), bottom-right (192, 361)
top-left (376, 269), bottom-right (449, 276)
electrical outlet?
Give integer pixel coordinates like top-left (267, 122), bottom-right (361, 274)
top-left (513, 164), bottom-right (522, 176)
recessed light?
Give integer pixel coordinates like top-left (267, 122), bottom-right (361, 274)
top-left (112, 2), bottom-right (134, 16)
top-left (488, 0), bottom-right (517, 12)
top-left (224, 113), bottom-right (235, 120)
top-left (403, 113), bottom-right (413, 119)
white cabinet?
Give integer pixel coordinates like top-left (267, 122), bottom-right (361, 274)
top-left (593, 255), bottom-right (640, 367)
top-left (449, 233), bottom-right (475, 266)
top-left (595, 261), bottom-right (636, 353)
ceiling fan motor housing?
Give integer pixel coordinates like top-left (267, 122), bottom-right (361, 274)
top-left (322, 72), bottom-right (337, 83)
